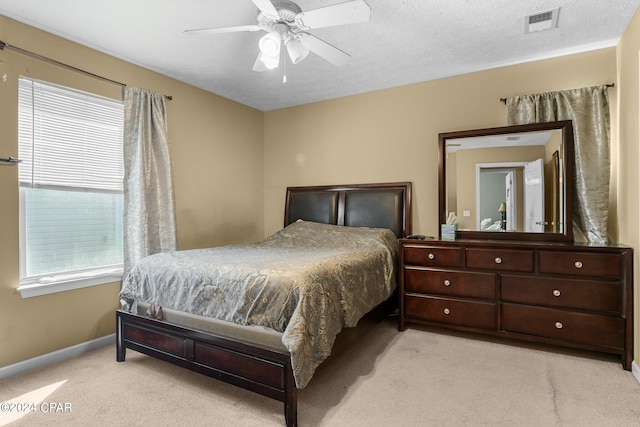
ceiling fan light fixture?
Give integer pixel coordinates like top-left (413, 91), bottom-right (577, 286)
top-left (252, 56), bottom-right (269, 72)
top-left (257, 30), bottom-right (281, 69)
top-left (285, 36), bottom-right (309, 64)
top-left (259, 31), bottom-right (281, 56)
top-left (185, 0), bottom-right (372, 72)
top-left (259, 53), bottom-right (279, 69)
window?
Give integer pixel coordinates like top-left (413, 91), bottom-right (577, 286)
top-left (17, 77), bottom-right (124, 297)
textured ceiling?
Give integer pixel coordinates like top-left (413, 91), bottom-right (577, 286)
top-left (1, 0), bottom-right (638, 111)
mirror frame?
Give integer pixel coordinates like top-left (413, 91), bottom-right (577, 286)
top-left (438, 120), bottom-right (574, 242)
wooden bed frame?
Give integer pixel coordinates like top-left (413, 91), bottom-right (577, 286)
top-left (116, 182), bottom-right (412, 427)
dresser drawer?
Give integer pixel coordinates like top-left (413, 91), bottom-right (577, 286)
top-left (502, 303), bottom-right (624, 349)
top-left (404, 295), bottom-right (496, 330)
top-left (403, 245), bottom-right (462, 268)
top-left (538, 251), bottom-right (623, 279)
top-left (465, 248), bottom-right (533, 272)
top-left (404, 267), bottom-right (496, 299)
top-left (501, 275), bottom-right (622, 313)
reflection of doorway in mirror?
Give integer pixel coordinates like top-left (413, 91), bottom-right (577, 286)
top-left (476, 163), bottom-right (526, 231)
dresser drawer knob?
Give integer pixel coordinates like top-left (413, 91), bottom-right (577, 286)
top-left (553, 289), bottom-right (561, 297)
top-left (428, 253), bottom-right (435, 260)
top-left (555, 321), bottom-right (563, 329)
top-left (574, 261), bottom-right (583, 269)
top-left (494, 257), bottom-right (502, 264)
top-left (444, 308), bottom-right (451, 315)
top-left (444, 279), bottom-right (451, 286)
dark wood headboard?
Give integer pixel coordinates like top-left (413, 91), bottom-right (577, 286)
top-left (284, 182), bottom-right (412, 238)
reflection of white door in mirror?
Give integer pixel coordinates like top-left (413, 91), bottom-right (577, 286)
top-left (505, 173), bottom-right (515, 230)
top-left (524, 158), bottom-right (545, 232)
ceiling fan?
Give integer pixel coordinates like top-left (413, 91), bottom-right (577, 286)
top-left (184, 0), bottom-right (371, 73)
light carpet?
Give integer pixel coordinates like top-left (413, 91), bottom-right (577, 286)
top-left (1, 318), bottom-right (639, 426)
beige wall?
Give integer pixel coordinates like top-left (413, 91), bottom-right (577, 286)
top-left (3, 11), bottom-right (639, 370)
top-left (616, 8), bottom-right (640, 363)
top-left (264, 48), bottom-right (617, 239)
top-left (0, 17), bottom-right (264, 367)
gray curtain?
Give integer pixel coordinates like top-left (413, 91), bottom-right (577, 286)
top-left (505, 85), bottom-right (611, 244)
top-left (123, 87), bottom-right (177, 274)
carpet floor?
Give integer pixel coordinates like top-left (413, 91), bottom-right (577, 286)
top-left (1, 318), bottom-right (639, 426)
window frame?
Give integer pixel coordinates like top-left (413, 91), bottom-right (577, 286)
top-left (16, 77), bottom-right (124, 298)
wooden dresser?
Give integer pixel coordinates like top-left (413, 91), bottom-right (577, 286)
top-left (398, 238), bottom-right (633, 370)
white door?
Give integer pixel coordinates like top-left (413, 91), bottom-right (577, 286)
top-left (504, 172), bottom-right (516, 231)
top-left (524, 158), bottom-right (545, 232)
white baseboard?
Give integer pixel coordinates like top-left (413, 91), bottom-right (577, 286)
top-left (632, 360), bottom-right (640, 384)
top-left (0, 333), bottom-right (115, 380)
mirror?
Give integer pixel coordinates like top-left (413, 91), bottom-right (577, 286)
top-left (438, 120), bottom-right (574, 242)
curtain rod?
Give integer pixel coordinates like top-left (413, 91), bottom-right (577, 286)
top-left (0, 40), bottom-right (172, 101)
top-left (499, 83), bottom-right (615, 104)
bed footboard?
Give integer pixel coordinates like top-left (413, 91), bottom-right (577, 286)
top-left (116, 310), bottom-right (297, 427)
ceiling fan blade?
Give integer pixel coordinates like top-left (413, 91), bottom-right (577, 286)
top-left (252, 0), bottom-right (280, 20)
top-left (298, 33), bottom-right (350, 66)
top-left (296, 0), bottom-right (371, 30)
top-left (184, 25), bottom-right (262, 35)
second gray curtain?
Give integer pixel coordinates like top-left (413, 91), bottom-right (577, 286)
top-left (123, 87), bottom-right (177, 274)
top-left (505, 85), bottom-right (611, 244)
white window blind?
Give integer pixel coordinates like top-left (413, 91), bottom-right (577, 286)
top-left (18, 78), bottom-right (124, 192)
top-left (17, 77), bottom-right (124, 291)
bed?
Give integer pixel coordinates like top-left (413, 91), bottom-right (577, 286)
top-left (116, 182), bottom-right (412, 427)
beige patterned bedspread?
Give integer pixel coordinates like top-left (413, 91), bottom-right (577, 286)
top-left (119, 220), bottom-right (398, 388)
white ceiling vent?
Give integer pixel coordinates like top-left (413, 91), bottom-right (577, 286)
top-left (524, 8), bottom-right (560, 34)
